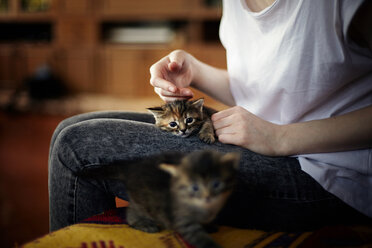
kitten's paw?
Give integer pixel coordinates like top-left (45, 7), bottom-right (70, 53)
top-left (199, 133), bottom-right (216, 144)
top-left (129, 219), bottom-right (161, 233)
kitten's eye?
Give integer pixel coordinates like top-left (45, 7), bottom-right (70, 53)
top-left (169, 121), bottom-right (177, 127)
top-left (191, 184), bottom-right (199, 192)
top-left (185, 117), bottom-right (194, 124)
top-left (211, 180), bottom-right (223, 190)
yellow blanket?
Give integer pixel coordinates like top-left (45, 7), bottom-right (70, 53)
top-left (21, 207), bottom-right (372, 248)
top-left (22, 223), bottom-right (312, 248)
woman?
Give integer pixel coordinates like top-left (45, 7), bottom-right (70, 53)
top-left (49, 0), bottom-right (372, 231)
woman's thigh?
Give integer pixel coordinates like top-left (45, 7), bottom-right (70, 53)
top-left (216, 155), bottom-right (365, 230)
top-left (49, 111), bottom-right (156, 230)
top-left (50, 112), bottom-right (365, 231)
top-left (49, 111), bottom-right (155, 160)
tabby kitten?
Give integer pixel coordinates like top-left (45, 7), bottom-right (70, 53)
top-left (79, 150), bottom-right (240, 248)
top-left (147, 98), bottom-right (217, 143)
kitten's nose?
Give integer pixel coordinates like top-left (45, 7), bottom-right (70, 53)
top-left (180, 129), bottom-right (186, 134)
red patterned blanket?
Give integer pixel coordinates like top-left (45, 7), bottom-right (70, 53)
top-left (22, 207), bottom-right (372, 248)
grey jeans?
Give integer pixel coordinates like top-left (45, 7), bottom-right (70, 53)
top-left (48, 111), bottom-right (368, 232)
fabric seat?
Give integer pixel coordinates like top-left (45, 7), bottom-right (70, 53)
top-left (22, 207), bottom-right (372, 248)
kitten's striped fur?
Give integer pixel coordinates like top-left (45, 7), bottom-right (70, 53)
top-left (78, 150), bottom-right (240, 248)
top-left (148, 99), bottom-right (217, 143)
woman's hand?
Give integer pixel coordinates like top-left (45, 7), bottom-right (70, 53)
top-left (149, 49), bottom-right (235, 106)
top-left (213, 105), bottom-right (372, 157)
top-left (212, 106), bottom-right (283, 156)
top-left (150, 50), bottom-right (195, 102)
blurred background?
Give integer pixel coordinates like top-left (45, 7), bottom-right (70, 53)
top-left (0, 0), bottom-right (226, 246)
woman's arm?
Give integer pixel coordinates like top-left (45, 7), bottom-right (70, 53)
top-left (212, 105), bottom-right (372, 156)
top-left (192, 58), bottom-right (235, 106)
top-left (150, 50), bottom-right (235, 106)
top-left (278, 105), bottom-right (372, 156)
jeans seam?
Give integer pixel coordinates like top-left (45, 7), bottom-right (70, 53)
top-left (73, 176), bottom-right (79, 224)
top-left (55, 148), bottom-right (78, 226)
top-left (80, 164), bottom-right (118, 195)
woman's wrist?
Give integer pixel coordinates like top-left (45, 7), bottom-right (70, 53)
top-left (274, 124), bottom-right (293, 156)
top-left (258, 122), bottom-right (291, 157)
top-left (189, 54), bottom-right (202, 90)
top-left (272, 105), bottom-right (372, 156)
top-left (273, 122), bottom-right (321, 157)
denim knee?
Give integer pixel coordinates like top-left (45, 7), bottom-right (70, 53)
top-left (50, 122), bottom-right (89, 173)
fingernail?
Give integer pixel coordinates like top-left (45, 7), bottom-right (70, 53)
top-left (169, 86), bottom-right (176, 92)
top-left (169, 62), bottom-right (180, 71)
top-left (185, 89), bottom-right (193, 96)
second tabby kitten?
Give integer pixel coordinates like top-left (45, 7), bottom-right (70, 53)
top-left (79, 150), bottom-right (240, 248)
top-left (147, 98), bottom-right (217, 143)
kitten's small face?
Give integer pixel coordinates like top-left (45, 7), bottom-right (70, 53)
top-left (175, 175), bottom-right (233, 223)
top-left (160, 151), bottom-right (240, 223)
top-left (148, 99), bottom-right (204, 138)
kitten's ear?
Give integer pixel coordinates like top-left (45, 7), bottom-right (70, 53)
top-left (191, 98), bottom-right (204, 112)
top-left (159, 163), bottom-right (179, 177)
top-left (147, 107), bottom-right (164, 118)
top-left (221, 152), bottom-right (241, 170)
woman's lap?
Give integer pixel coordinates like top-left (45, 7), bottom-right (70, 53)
top-left (49, 111), bottom-right (366, 231)
top-left (48, 111), bottom-right (154, 161)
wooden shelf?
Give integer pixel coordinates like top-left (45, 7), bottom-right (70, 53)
top-left (97, 8), bottom-right (221, 22)
top-left (98, 0), bottom-right (190, 16)
top-left (0, 14), bottom-right (55, 21)
top-left (0, 0), bottom-right (56, 19)
top-left (0, 0), bottom-right (226, 99)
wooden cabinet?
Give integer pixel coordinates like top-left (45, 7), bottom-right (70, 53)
top-left (0, 0), bottom-right (226, 99)
top-left (100, 47), bottom-right (172, 97)
top-left (0, 45), bottom-right (18, 88)
top-left (55, 18), bottom-right (98, 47)
top-left (56, 48), bottom-right (98, 93)
top-left (0, 0), bottom-right (57, 20)
top-left (100, 0), bottom-right (190, 16)
top-left (19, 45), bottom-right (54, 77)
top-left (58, 0), bottom-right (94, 15)
top-left (0, 44), bottom-right (54, 88)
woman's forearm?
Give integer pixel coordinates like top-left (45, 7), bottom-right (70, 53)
top-left (191, 57), bottom-right (235, 106)
top-left (278, 105), bottom-right (372, 156)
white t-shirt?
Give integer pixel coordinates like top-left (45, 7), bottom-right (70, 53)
top-left (220, 0), bottom-right (372, 217)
